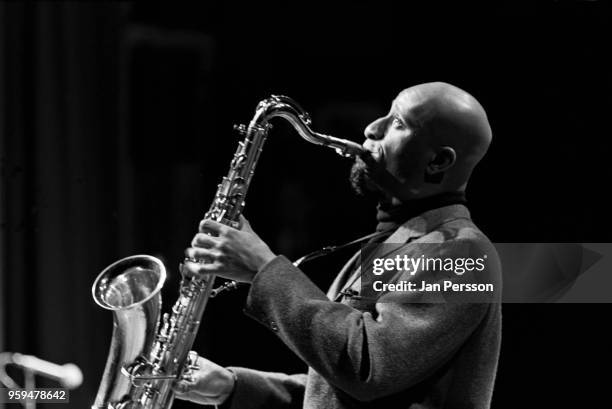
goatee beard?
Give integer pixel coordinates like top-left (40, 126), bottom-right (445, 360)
top-left (349, 157), bottom-right (384, 200)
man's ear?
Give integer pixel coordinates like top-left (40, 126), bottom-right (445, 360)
top-left (425, 146), bottom-right (456, 183)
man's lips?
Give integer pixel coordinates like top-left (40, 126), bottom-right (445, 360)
top-left (359, 145), bottom-right (384, 169)
top-left (368, 145), bottom-right (383, 161)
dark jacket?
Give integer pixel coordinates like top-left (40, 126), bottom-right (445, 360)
top-left (226, 204), bottom-right (502, 409)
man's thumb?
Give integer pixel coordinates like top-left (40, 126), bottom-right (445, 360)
top-left (239, 214), bottom-right (254, 233)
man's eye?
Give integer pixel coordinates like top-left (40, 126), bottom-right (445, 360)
top-left (392, 117), bottom-right (404, 128)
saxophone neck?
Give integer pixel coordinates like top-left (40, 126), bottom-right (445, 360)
top-left (254, 95), bottom-right (366, 158)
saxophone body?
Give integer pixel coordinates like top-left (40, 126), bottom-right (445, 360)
top-left (91, 95), bottom-right (365, 409)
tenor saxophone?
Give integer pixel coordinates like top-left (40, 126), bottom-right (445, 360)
top-left (91, 95), bottom-right (365, 409)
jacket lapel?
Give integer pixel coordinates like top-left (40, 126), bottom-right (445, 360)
top-left (329, 204), bottom-right (472, 302)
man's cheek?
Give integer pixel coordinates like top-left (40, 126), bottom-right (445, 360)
top-left (394, 149), bottom-right (427, 180)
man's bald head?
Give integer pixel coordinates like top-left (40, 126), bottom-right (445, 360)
top-left (400, 82), bottom-right (491, 184)
top-left (355, 82), bottom-right (492, 201)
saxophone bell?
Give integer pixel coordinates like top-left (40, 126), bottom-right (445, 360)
top-left (92, 255), bottom-right (166, 409)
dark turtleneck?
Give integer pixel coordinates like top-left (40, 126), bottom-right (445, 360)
top-left (375, 191), bottom-right (467, 233)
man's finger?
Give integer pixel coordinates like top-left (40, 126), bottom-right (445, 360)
top-left (191, 233), bottom-right (218, 248)
top-left (182, 260), bottom-right (224, 277)
top-left (185, 247), bottom-right (219, 261)
top-left (198, 218), bottom-right (225, 235)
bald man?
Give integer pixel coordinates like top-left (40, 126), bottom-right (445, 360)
top-left (177, 82), bottom-right (502, 409)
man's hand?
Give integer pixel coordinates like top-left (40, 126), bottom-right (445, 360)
top-left (173, 355), bottom-right (236, 406)
top-left (183, 215), bottom-right (276, 283)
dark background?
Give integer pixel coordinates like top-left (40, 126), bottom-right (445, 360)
top-left (1, 1), bottom-right (610, 408)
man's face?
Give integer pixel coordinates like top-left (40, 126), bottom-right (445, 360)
top-left (351, 89), bottom-right (433, 197)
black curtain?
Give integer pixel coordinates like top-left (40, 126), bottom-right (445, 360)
top-left (0, 2), bottom-right (126, 407)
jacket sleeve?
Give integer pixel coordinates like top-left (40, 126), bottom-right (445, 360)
top-left (242, 253), bottom-right (492, 402)
top-left (221, 368), bottom-right (307, 409)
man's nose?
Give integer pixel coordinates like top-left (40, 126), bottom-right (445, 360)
top-left (364, 117), bottom-right (385, 141)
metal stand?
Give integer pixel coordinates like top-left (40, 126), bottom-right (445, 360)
top-left (23, 369), bottom-right (35, 409)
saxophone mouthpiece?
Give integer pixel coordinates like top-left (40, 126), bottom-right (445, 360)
top-left (344, 141), bottom-right (368, 158)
